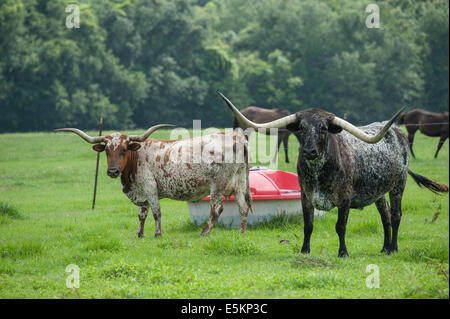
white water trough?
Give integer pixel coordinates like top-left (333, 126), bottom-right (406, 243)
top-left (188, 167), bottom-right (325, 228)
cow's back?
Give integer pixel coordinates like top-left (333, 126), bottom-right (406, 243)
top-left (135, 133), bottom-right (248, 201)
top-left (339, 123), bottom-right (409, 208)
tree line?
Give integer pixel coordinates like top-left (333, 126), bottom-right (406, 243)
top-left (0, 0), bottom-right (448, 133)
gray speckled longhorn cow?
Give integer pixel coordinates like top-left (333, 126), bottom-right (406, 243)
top-left (56, 125), bottom-right (253, 237)
top-left (219, 92), bottom-right (449, 257)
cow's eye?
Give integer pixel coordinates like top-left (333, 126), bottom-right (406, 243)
top-left (121, 147), bottom-right (127, 154)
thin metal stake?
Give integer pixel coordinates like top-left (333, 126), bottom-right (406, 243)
top-left (92, 117), bottom-right (103, 210)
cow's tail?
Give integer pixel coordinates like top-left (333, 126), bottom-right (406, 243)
top-left (408, 170), bottom-right (449, 194)
top-left (244, 142), bottom-right (255, 215)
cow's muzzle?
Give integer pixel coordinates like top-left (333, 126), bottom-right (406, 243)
top-left (107, 168), bottom-right (120, 178)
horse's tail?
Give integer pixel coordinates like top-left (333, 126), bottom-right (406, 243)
top-left (408, 170), bottom-right (449, 194)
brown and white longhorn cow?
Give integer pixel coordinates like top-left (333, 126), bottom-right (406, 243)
top-left (56, 125), bottom-right (254, 237)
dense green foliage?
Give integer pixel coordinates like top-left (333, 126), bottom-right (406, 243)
top-left (0, 0), bottom-right (448, 132)
top-left (0, 129), bottom-right (448, 298)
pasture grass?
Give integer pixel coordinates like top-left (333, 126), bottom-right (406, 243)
top-left (0, 127), bottom-right (448, 298)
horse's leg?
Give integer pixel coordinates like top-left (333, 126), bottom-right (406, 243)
top-left (407, 128), bottom-right (417, 158)
top-left (273, 135), bottom-right (283, 163)
top-left (283, 133), bottom-right (290, 163)
top-left (434, 134), bottom-right (447, 158)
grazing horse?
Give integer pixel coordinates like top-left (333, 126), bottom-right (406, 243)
top-left (398, 109), bottom-right (449, 158)
top-left (233, 106), bottom-right (301, 163)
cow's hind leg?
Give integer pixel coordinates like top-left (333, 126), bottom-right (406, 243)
top-left (201, 191), bottom-right (223, 236)
top-left (375, 196), bottom-right (391, 253)
top-left (136, 207), bottom-right (148, 238)
top-left (234, 188), bottom-right (252, 234)
top-left (388, 179), bottom-right (406, 254)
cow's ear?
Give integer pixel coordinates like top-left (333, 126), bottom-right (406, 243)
top-left (327, 117), bottom-right (343, 134)
top-left (92, 144), bottom-right (106, 152)
top-left (128, 143), bottom-right (141, 151)
top-left (328, 123), bottom-right (342, 134)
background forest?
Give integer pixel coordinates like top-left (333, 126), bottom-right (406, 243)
top-left (0, 0), bottom-right (448, 132)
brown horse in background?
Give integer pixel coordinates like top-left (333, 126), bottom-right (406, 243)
top-left (398, 109), bottom-right (449, 158)
top-left (233, 106), bottom-right (301, 163)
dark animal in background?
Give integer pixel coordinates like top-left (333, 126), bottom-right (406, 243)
top-left (233, 106), bottom-right (301, 163)
top-left (56, 125), bottom-right (254, 237)
top-left (397, 109), bottom-right (449, 158)
top-left (219, 92), bottom-right (449, 258)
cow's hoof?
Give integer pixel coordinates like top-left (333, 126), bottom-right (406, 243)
top-left (136, 232), bottom-right (144, 238)
top-left (154, 233), bottom-right (162, 238)
top-left (301, 246), bottom-right (310, 254)
top-left (201, 226), bottom-right (211, 236)
top-left (387, 247), bottom-right (398, 255)
top-left (338, 251), bottom-right (349, 258)
top-left (380, 247), bottom-right (389, 254)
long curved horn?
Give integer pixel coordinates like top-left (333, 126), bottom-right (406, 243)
top-left (54, 128), bottom-right (105, 144)
top-left (331, 107), bottom-right (405, 144)
top-left (129, 124), bottom-right (176, 142)
top-left (218, 91), bottom-right (298, 131)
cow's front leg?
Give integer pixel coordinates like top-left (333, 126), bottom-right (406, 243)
top-left (149, 199), bottom-right (162, 237)
top-left (301, 193), bottom-right (314, 254)
top-left (336, 204), bottom-right (350, 258)
top-left (136, 207), bottom-right (148, 238)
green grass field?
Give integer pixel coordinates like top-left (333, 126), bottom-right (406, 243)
top-left (0, 128), bottom-right (448, 298)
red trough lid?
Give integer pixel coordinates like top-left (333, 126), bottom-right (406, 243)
top-left (202, 168), bottom-right (301, 201)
